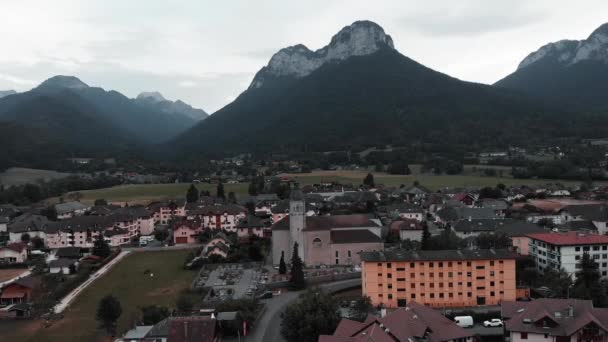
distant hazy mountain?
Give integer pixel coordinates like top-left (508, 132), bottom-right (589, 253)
top-left (0, 75), bottom-right (205, 167)
top-left (135, 91), bottom-right (208, 121)
top-left (495, 23), bottom-right (608, 110)
top-left (0, 90), bottom-right (16, 99)
top-left (171, 20), bottom-right (577, 156)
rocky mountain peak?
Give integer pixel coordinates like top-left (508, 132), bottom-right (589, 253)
top-left (518, 22), bottom-right (608, 70)
top-left (137, 91), bottom-right (166, 102)
top-left (36, 75), bottom-right (89, 91)
top-left (249, 20), bottom-right (394, 89)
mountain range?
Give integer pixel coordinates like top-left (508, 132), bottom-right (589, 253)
top-left (495, 23), bottom-right (608, 110)
top-left (0, 76), bottom-right (206, 167)
top-left (2, 20), bottom-right (608, 167)
top-left (171, 20), bottom-right (608, 156)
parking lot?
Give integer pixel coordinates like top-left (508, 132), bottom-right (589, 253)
top-left (195, 263), bottom-right (266, 300)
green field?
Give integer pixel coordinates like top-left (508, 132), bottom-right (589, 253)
top-left (61, 168), bottom-right (602, 205)
top-left (4, 249), bottom-right (198, 342)
top-left (65, 182), bottom-right (248, 205)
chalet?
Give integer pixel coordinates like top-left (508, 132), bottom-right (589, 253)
top-left (0, 276), bottom-right (38, 306)
top-left (0, 243), bottom-right (27, 264)
top-left (503, 299), bottom-right (608, 342)
top-left (319, 301), bottom-right (474, 342)
top-left (203, 233), bottom-right (232, 258)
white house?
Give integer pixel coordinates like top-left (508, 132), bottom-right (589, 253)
top-left (0, 243), bottom-right (27, 263)
top-left (49, 258), bottom-right (78, 274)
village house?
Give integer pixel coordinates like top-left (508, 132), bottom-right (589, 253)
top-left (173, 219), bottom-right (204, 244)
top-left (502, 299), bottom-right (608, 342)
top-left (383, 203), bottom-right (425, 221)
top-left (558, 204), bottom-right (608, 234)
top-left (360, 249), bottom-right (518, 308)
top-left (203, 233), bottom-right (232, 258)
top-left (0, 276), bottom-right (38, 306)
top-left (319, 301), bottom-right (474, 342)
top-left (54, 201), bottom-right (90, 220)
top-left (8, 214), bottom-right (51, 243)
top-left (148, 200), bottom-right (186, 225)
top-left (389, 219), bottom-right (423, 241)
top-left (187, 204), bottom-right (247, 232)
top-left (44, 215), bottom-right (137, 248)
top-left (272, 188), bottom-right (383, 266)
top-left (0, 242), bottom-right (27, 263)
top-left (119, 316), bottom-right (219, 342)
top-left (235, 216), bottom-right (266, 241)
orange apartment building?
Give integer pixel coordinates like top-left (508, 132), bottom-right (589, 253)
top-left (361, 249), bottom-right (518, 308)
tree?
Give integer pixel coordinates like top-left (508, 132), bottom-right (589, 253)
top-left (349, 296), bottom-right (374, 322)
top-left (41, 205), bottom-right (57, 220)
top-left (154, 229), bottom-right (169, 242)
top-left (475, 232), bottom-right (512, 249)
top-left (248, 244), bottom-right (263, 261)
top-left (141, 305), bottom-right (170, 325)
top-left (289, 243), bottom-right (306, 290)
top-left (23, 183), bottom-right (42, 203)
top-left (94, 198), bottom-right (108, 206)
top-left (227, 191), bottom-right (237, 204)
top-left (248, 182), bottom-right (259, 196)
top-left (20, 233), bottom-right (31, 244)
top-left (363, 173), bottom-right (375, 187)
top-left (97, 295), bottom-right (122, 334)
top-left (31, 236), bottom-right (45, 249)
top-left (280, 289), bottom-right (341, 342)
top-left (279, 251), bottom-right (287, 275)
top-left (388, 160), bottom-right (411, 175)
top-left (186, 184), bottom-right (199, 203)
top-left (92, 233), bottom-right (111, 258)
top-left (217, 182), bottom-right (226, 200)
top-left (478, 187), bottom-right (502, 199)
top-left (176, 291), bottom-right (194, 313)
top-left (420, 223), bottom-right (431, 250)
top-left (573, 253), bottom-right (607, 306)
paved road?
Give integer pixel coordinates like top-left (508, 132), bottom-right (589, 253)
top-left (53, 250), bottom-right (131, 313)
top-left (247, 278), bottom-right (362, 342)
top-left (123, 243), bottom-right (202, 252)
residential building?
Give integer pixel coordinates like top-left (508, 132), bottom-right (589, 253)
top-left (187, 204), bottom-right (247, 232)
top-left (118, 316), bottom-right (219, 342)
top-left (360, 249), bottom-right (517, 308)
top-left (148, 200), bottom-right (186, 225)
top-left (235, 216), bottom-right (266, 241)
top-left (173, 220), bottom-right (204, 244)
top-left (527, 231), bottom-right (608, 279)
top-left (384, 203), bottom-right (425, 221)
top-left (388, 219), bottom-right (423, 241)
top-left (0, 276), bottom-right (38, 306)
top-left (0, 243), bottom-right (27, 263)
top-left (319, 301), bottom-right (474, 342)
top-left (8, 214), bottom-right (51, 243)
top-left (272, 188), bottom-right (383, 266)
top-left (503, 298), bottom-right (608, 342)
top-left (559, 204), bottom-right (608, 234)
top-left (55, 201), bottom-right (90, 220)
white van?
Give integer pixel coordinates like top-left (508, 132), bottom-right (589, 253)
top-left (454, 316), bottom-right (474, 328)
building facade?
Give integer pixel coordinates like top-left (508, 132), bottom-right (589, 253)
top-left (361, 249), bottom-right (517, 308)
top-left (527, 231), bottom-right (608, 279)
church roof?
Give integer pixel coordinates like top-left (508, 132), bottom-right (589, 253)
top-left (330, 230), bottom-right (382, 244)
top-left (271, 214), bottom-right (379, 232)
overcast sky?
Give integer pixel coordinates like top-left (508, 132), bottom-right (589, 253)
top-left (1, 0), bottom-right (607, 113)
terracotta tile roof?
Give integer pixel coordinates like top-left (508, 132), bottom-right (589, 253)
top-left (320, 301), bottom-right (474, 342)
top-left (527, 231), bottom-right (608, 246)
top-left (3, 242), bottom-right (26, 253)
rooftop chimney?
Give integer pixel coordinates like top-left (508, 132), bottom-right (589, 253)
top-left (568, 305), bottom-right (574, 317)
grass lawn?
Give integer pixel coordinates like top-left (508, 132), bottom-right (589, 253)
top-left (60, 166), bottom-right (605, 205)
top-left (63, 182), bottom-right (248, 205)
top-left (13, 249), bottom-right (198, 342)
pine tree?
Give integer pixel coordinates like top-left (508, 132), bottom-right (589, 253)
top-left (186, 184), bottom-right (199, 203)
top-left (363, 173), bottom-right (375, 187)
top-left (289, 243), bottom-right (306, 290)
top-left (93, 233), bottom-right (111, 258)
top-left (421, 222), bottom-right (431, 250)
top-left (217, 182), bottom-right (226, 200)
top-left (573, 252), bottom-right (607, 306)
top-left (279, 251), bottom-right (287, 275)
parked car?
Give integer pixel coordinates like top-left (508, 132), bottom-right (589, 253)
top-left (483, 319), bottom-right (504, 327)
top-left (454, 316), bottom-right (474, 328)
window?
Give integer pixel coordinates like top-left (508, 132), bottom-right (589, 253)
top-left (336, 251), bottom-right (339, 257)
top-left (410, 262), bottom-right (415, 268)
top-left (448, 262), bottom-right (452, 267)
top-left (397, 267), bottom-right (405, 271)
top-left (430, 293), bottom-right (435, 298)
top-left (490, 271), bottom-right (495, 276)
top-left (439, 262), bottom-right (443, 267)
top-left (411, 273), bottom-right (415, 278)
top-left (348, 250), bottom-right (352, 258)
top-left (476, 265), bottom-right (485, 270)
top-left (429, 262), bottom-right (434, 267)
top-left (467, 292), bottom-right (472, 297)
top-left (378, 273), bottom-right (382, 277)
top-left (520, 332), bottom-right (528, 339)
top-left (467, 272), bottom-right (472, 277)
top-left (387, 263), bottom-right (392, 268)
top-left (397, 278), bottom-right (406, 282)
top-left (377, 263), bottom-right (382, 266)
top-left (490, 291), bottom-right (495, 296)
top-left (467, 282), bottom-right (472, 287)
top-left (411, 294), bottom-right (416, 299)
top-left (388, 284), bottom-right (393, 289)
top-left (576, 255), bottom-right (581, 260)
top-left (388, 294), bottom-right (393, 299)
top-left (467, 262), bottom-right (472, 266)
top-left (388, 273), bottom-right (392, 279)
top-left (430, 283), bottom-right (434, 288)
top-left (490, 281), bottom-right (495, 286)
top-left (439, 293), bottom-right (444, 298)
top-left (490, 261), bottom-right (495, 266)
top-left (594, 246), bottom-right (600, 251)
top-left (448, 272), bottom-right (453, 277)
top-left (313, 238), bottom-right (323, 247)
top-left (411, 284), bottom-right (416, 289)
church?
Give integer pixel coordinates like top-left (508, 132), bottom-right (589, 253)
top-left (271, 187), bottom-right (384, 266)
